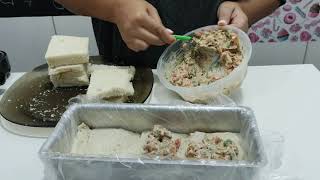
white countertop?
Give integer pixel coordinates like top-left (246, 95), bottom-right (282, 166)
top-left (1, 64), bottom-right (320, 180)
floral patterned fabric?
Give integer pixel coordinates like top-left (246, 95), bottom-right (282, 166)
top-left (248, 0), bottom-right (320, 43)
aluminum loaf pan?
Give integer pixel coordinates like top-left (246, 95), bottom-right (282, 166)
top-left (39, 104), bottom-right (266, 180)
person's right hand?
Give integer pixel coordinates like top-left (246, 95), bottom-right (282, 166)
top-left (113, 0), bottom-right (175, 52)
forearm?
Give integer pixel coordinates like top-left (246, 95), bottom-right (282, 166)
top-left (239, 0), bottom-right (280, 25)
top-left (55, 0), bottom-right (119, 23)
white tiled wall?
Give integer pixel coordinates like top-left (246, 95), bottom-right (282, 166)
top-left (0, 16), bottom-right (319, 71)
top-left (53, 16), bottom-right (99, 56)
top-left (0, 17), bottom-right (55, 72)
top-left (305, 42), bottom-right (320, 70)
top-left (249, 42), bottom-right (307, 66)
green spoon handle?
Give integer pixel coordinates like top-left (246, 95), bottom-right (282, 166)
top-left (173, 35), bottom-right (192, 41)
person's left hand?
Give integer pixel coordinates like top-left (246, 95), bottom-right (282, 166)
top-left (217, 1), bottom-right (249, 32)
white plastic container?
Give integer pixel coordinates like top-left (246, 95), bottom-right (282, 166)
top-left (157, 25), bottom-right (252, 103)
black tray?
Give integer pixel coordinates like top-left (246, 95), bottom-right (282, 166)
top-left (0, 56), bottom-right (153, 127)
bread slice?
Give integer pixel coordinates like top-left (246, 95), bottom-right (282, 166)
top-left (87, 66), bottom-right (135, 99)
top-left (45, 35), bottom-right (89, 68)
top-left (48, 64), bottom-right (88, 76)
top-left (50, 74), bottom-right (89, 88)
top-left (49, 64), bottom-right (89, 87)
top-left (88, 64), bottom-right (135, 78)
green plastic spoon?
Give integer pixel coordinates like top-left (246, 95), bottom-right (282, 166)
top-left (174, 34), bottom-right (220, 67)
top-left (173, 35), bottom-right (192, 41)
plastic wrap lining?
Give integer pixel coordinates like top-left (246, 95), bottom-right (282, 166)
top-left (39, 104), bottom-right (267, 180)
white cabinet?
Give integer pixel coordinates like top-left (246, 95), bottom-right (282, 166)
top-left (0, 17), bottom-right (55, 72)
top-left (305, 42), bottom-right (320, 70)
top-left (53, 16), bottom-right (99, 56)
top-left (249, 42), bottom-right (306, 66)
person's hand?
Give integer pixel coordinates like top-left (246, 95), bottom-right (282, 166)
top-left (217, 1), bottom-right (249, 32)
top-left (113, 0), bottom-right (175, 52)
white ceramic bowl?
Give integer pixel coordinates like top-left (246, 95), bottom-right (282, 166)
top-left (157, 25), bottom-right (252, 103)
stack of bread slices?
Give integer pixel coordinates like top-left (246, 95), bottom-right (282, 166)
top-left (44, 35), bottom-right (136, 103)
top-left (45, 35), bottom-right (90, 87)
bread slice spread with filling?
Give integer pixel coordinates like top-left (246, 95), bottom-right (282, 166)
top-left (49, 64), bottom-right (89, 87)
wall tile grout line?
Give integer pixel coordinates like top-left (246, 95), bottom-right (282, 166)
top-left (303, 42), bottom-right (309, 64)
top-left (51, 16), bottom-right (57, 35)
